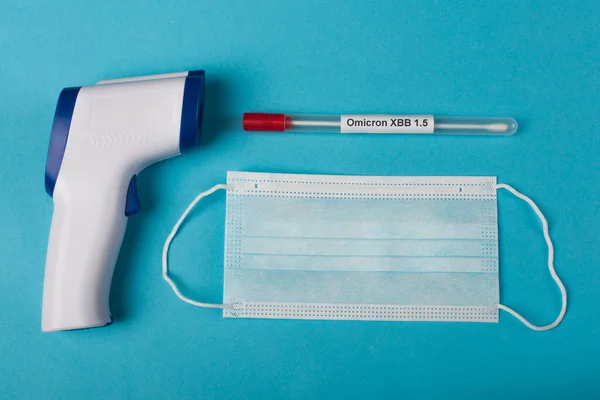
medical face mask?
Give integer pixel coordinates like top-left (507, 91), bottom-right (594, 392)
top-left (163, 172), bottom-right (566, 331)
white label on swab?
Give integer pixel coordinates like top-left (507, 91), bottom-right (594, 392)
top-left (341, 115), bottom-right (434, 134)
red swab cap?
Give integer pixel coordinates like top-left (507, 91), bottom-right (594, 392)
top-left (243, 113), bottom-right (291, 132)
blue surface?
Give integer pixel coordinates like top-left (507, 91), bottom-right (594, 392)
top-left (1, 0), bottom-right (599, 398)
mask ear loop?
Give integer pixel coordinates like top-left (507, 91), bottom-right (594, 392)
top-left (496, 183), bottom-right (567, 331)
top-left (162, 184), bottom-right (233, 309)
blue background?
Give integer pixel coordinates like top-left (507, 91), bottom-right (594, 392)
top-left (1, 0), bottom-right (599, 398)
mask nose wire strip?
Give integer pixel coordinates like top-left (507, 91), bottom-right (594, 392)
top-left (162, 183), bottom-right (233, 309)
top-left (496, 183), bottom-right (567, 331)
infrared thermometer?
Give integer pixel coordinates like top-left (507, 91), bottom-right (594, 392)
top-left (42, 70), bottom-right (205, 332)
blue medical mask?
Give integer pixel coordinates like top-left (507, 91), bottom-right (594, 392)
top-left (163, 172), bottom-right (566, 331)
